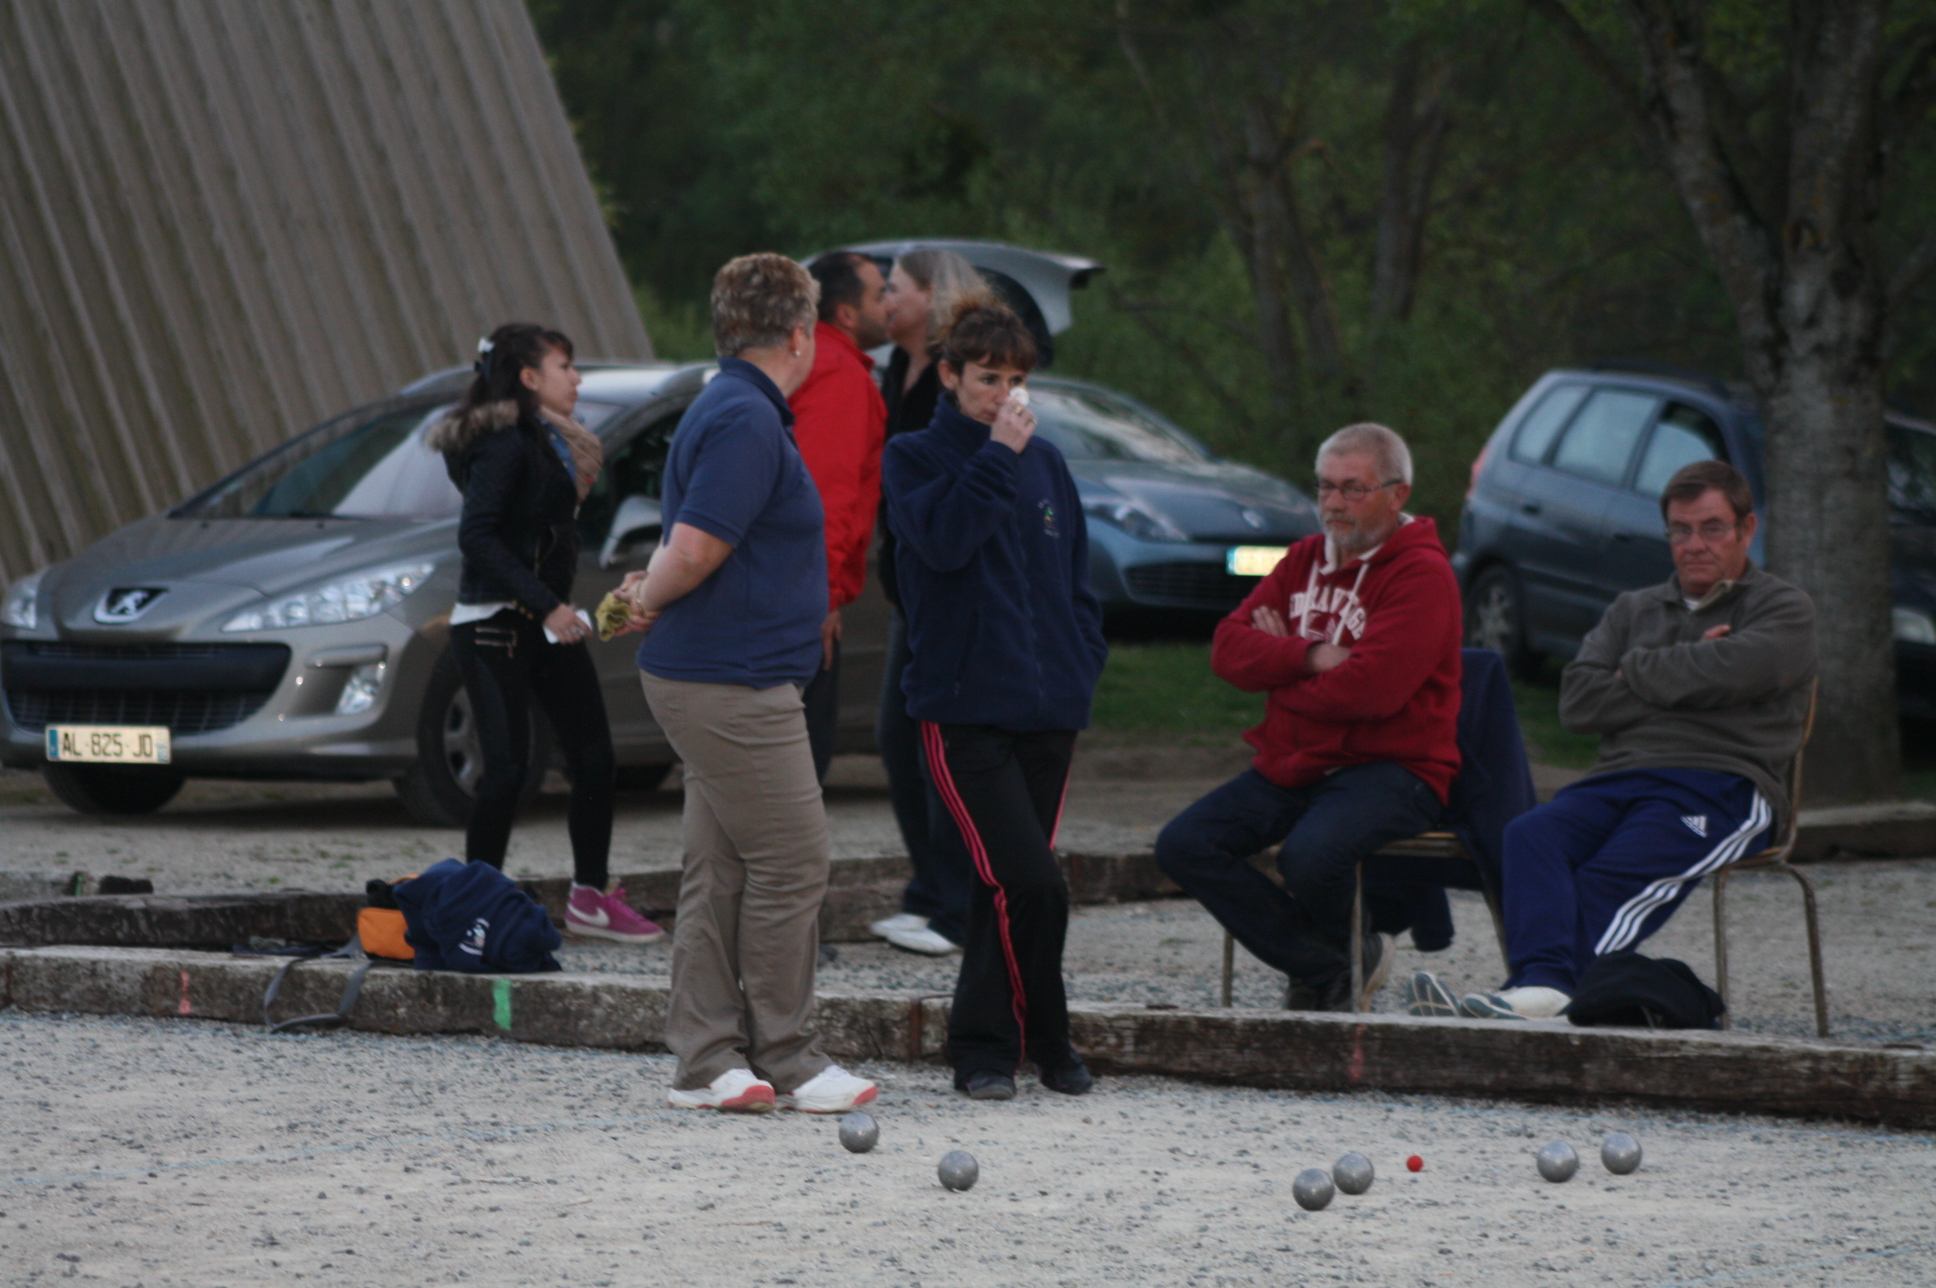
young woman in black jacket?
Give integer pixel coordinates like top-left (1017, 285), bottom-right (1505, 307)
top-left (428, 322), bottom-right (659, 944)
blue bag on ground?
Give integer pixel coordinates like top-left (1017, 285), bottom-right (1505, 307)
top-left (392, 858), bottom-right (562, 973)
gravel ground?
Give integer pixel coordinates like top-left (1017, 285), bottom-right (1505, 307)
top-left (3, 1011), bottom-right (1932, 1287)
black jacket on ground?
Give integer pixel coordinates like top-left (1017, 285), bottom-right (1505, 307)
top-left (394, 857), bottom-right (562, 974)
top-left (429, 399), bottom-right (580, 617)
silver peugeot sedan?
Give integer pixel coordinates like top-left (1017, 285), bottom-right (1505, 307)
top-left (0, 363), bottom-right (890, 824)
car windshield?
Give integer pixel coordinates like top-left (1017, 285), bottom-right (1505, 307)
top-left (1889, 422), bottom-right (1936, 521)
top-left (1029, 386), bottom-right (1209, 464)
top-left (172, 400), bottom-right (625, 520)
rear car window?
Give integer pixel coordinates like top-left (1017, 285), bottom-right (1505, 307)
top-left (1550, 389), bottom-right (1659, 486)
top-left (1509, 383), bottom-right (1589, 464)
top-left (1633, 404), bottom-right (1727, 498)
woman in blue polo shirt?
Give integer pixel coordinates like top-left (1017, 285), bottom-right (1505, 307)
top-left (614, 253), bottom-right (876, 1118)
top-left (882, 301), bottom-right (1110, 1101)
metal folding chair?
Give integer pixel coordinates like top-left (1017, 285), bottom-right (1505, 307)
top-left (1217, 833), bottom-right (1509, 1010)
top-left (1711, 683), bottom-right (1827, 1037)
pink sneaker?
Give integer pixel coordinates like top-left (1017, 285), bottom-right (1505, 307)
top-left (565, 883), bottom-right (663, 943)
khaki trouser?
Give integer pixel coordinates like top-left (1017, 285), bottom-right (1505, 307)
top-left (639, 671), bottom-right (832, 1092)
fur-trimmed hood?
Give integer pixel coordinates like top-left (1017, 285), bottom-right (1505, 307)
top-left (426, 397), bottom-right (520, 459)
top-left (428, 399), bottom-right (603, 501)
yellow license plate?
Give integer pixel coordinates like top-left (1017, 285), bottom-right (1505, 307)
top-left (1226, 546), bottom-right (1289, 577)
top-left (45, 725), bottom-right (173, 765)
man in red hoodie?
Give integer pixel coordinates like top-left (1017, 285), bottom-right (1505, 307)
top-left (1156, 423), bottom-right (1462, 1010)
top-left (793, 252), bottom-right (890, 780)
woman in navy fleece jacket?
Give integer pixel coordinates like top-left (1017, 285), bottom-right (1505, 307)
top-left (881, 302), bottom-right (1109, 1101)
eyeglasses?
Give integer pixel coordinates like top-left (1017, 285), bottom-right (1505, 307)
top-left (1315, 479), bottom-right (1401, 501)
top-left (1664, 521), bottom-right (1742, 545)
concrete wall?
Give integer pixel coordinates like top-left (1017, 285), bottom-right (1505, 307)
top-left (0, 0), bottom-right (652, 586)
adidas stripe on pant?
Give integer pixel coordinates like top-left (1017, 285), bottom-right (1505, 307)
top-left (1499, 768), bottom-right (1771, 993)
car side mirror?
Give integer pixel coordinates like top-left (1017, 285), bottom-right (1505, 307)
top-left (599, 494), bottom-right (662, 569)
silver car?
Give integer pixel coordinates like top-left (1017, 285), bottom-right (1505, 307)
top-left (0, 363), bottom-right (890, 824)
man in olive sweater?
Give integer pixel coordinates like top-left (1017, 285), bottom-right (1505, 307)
top-left (1411, 460), bottom-right (1816, 1020)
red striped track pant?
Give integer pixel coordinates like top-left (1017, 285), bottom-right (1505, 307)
top-left (921, 722), bottom-right (1079, 1085)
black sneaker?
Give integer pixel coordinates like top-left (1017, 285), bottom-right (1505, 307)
top-left (963, 1070), bottom-right (1017, 1101)
top-left (1314, 932), bottom-right (1396, 1013)
top-left (1285, 977), bottom-right (1325, 1010)
top-left (1037, 1058), bottom-right (1094, 1096)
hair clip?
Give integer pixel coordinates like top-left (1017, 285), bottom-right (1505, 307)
top-left (477, 337), bottom-right (495, 357)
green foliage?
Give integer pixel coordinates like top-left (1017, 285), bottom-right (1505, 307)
top-left (527, 0), bottom-right (1936, 527)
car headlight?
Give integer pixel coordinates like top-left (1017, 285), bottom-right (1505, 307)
top-left (223, 562), bottom-right (435, 632)
top-left (1894, 607), bottom-right (1936, 645)
top-left (1083, 498), bottom-right (1189, 543)
top-left (2, 570), bottom-right (45, 629)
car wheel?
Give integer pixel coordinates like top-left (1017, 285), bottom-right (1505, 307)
top-left (1465, 565), bottom-right (1541, 678)
top-left (41, 762), bottom-right (186, 815)
top-left (393, 651), bottom-right (549, 828)
top-left (613, 762), bottom-right (675, 792)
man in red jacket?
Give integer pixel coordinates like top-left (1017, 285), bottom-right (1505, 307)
top-left (1156, 423), bottom-right (1462, 1010)
top-left (794, 252), bottom-right (890, 779)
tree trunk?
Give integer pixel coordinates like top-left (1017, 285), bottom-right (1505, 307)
top-left (1372, 37), bottom-right (1450, 325)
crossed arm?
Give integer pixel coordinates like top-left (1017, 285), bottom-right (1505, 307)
top-left (1559, 591), bottom-right (1815, 733)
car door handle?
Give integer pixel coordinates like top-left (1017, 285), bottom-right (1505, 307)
top-left (1610, 531), bottom-right (1634, 541)
top-left (1520, 502), bottom-right (1542, 515)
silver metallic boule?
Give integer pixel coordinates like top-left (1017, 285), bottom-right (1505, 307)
top-left (1535, 1140), bottom-right (1580, 1182)
top-left (938, 1150), bottom-right (979, 1191)
top-left (1600, 1132), bottom-right (1642, 1174)
top-left (838, 1111), bottom-right (878, 1154)
top-left (1292, 1167), bottom-right (1335, 1211)
top-left (1332, 1152), bottom-right (1375, 1195)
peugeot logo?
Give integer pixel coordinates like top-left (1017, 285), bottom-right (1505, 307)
top-left (94, 587), bottom-right (166, 623)
top-left (1240, 508), bottom-right (1267, 531)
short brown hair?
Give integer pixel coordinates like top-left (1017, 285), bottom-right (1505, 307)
top-left (1660, 459), bottom-right (1754, 521)
top-left (937, 300), bottom-right (1037, 374)
top-left (710, 253), bottom-right (819, 357)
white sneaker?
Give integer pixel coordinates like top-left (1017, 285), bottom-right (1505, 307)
top-left (1460, 986), bottom-right (1572, 1020)
top-left (666, 1068), bottom-right (775, 1113)
top-left (868, 912), bottom-right (928, 939)
top-left (779, 1064), bottom-right (879, 1114)
top-left (884, 924), bottom-right (960, 955)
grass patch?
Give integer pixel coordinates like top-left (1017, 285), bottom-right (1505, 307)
top-left (1091, 643), bottom-right (1261, 742)
top-left (1510, 677), bottom-right (1601, 770)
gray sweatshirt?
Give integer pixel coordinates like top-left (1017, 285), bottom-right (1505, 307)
top-left (1558, 563), bottom-right (1816, 821)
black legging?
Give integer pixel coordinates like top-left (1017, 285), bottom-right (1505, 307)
top-left (449, 613), bottom-right (614, 888)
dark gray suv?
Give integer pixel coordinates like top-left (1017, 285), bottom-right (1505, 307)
top-left (1455, 363), bottom-right (1936, 714)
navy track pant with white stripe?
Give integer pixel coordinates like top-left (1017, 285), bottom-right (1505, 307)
top-left (922, 722), bottom-right (1079, 1086)
top-left (1501, 769), bottom-right (1771, 993)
